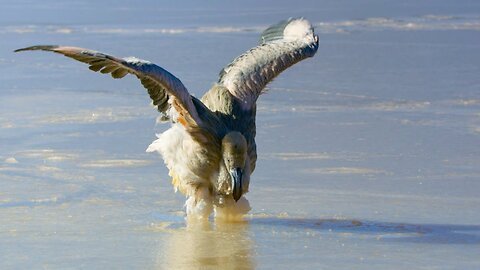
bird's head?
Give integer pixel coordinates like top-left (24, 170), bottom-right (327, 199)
top-left (221, 131), bottom-right (248, 202)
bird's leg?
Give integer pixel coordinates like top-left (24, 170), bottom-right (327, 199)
top-left (214, 196), bottom-right (251, 222)
top-left (185, 185), bottom-right (213, 220)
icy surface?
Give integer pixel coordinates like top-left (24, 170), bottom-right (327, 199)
top-left (1, 0), bottom-right (480, 269)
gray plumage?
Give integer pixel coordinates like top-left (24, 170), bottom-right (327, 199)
top-left (15, 18), bottom-right (319, 221)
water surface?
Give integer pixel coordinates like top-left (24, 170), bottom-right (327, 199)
top-left (1, 1), bottom-right (480, 269)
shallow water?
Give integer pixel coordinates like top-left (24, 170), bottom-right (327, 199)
top-left (1, 1), bottom-right (480, 269)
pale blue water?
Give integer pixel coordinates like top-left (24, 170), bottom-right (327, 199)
top-left (1, 1), bottom-right (480, 269)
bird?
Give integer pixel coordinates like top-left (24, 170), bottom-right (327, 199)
top-left (15, 18), bottom-right (319, 221)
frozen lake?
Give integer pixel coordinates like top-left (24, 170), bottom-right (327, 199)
top-left (1, 1), bottom-right (480, 269)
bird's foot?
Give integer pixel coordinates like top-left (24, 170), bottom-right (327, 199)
top-left (214, 196), bottom-right (251, 222)
top-left (184, 187), bottom-right (213, 220)
top-left (185, 196), bottom-right (213, 220)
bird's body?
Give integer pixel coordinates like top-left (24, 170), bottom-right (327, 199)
top-left (15, 18), bottom-right (319, 221)
top-left (147, 84), bottom-right (257, 219)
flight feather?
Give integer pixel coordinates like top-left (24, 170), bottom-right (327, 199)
top-left (14, 45), bottom-right (201, 125)
top-left (217, 18), bottom-right (319, 110)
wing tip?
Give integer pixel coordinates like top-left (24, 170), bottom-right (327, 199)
top-left (260, 17), bottom-right (317, 44)
top-left (14, 45), bottom-right (59, 53)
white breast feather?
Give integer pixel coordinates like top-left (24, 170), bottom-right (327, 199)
top-left (146, 124), bottom-right (206, 194)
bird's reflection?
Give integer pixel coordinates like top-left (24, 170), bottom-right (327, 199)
top-left (158, 219), bottom-right (254, 270)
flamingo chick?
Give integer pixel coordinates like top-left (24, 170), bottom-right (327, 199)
top-left (15, 18), bottom-right (319, 221)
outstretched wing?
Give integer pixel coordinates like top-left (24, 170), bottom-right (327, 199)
top-left (218, 18), bottom-right (319, 110)
top-left (14, 45), bottom-right (201, 125)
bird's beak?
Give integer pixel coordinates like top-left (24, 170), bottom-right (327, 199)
top-left (230, 168), bottom-right (243, 202)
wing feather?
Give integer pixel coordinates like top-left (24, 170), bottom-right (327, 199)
top-left (15, 45), bottom-right (201, 125)
top-left (218, 18), bottom-right (319, 110)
